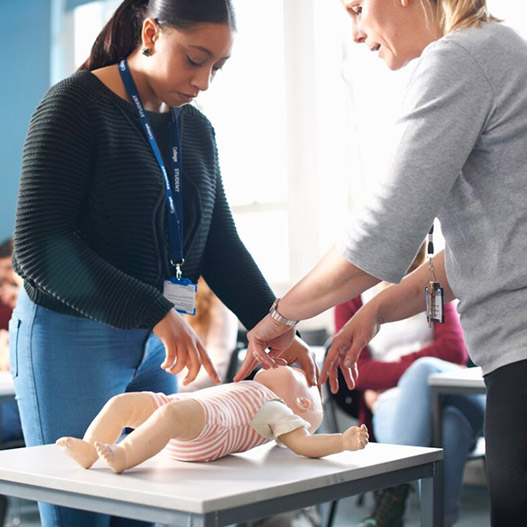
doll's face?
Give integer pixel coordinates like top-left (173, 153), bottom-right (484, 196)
top-left (254, 366), bottom-right (324, 433)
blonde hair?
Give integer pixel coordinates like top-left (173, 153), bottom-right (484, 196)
top-left (432, 0), bottom-right (499, 34)
top-left (186, 278), bottom-right (216, 342)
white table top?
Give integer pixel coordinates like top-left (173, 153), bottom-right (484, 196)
top-left (0, 371), bottom-right (15, 399)
top-left (428, 367), bottom-right (485, 389)
top-left (0, 442), bottom-right (441, 515)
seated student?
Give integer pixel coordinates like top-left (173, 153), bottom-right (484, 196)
top-left (0, 238), bottom-right (23, 444)
top-left (177, 278), bottom-right (239, 392)
top-left (334, 244), bottom-right (485, 527)
top-left (0, 238), bottom-right (20, 330)
top-left (57, 365), bottom-right (369, 473)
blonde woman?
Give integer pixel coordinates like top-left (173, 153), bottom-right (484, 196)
top-left (236, 2), bottom-right (527, 525)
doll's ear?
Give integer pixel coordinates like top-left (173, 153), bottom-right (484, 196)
top-left (297, 397), bottom-right (312, 410)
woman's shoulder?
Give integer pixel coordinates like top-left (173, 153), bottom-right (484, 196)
top-left (179, 104), bottom-right (215, 135)
top-left (37, 71), bottom-right (103, 116)
top-left (424, 22), bottom-right (525, 69)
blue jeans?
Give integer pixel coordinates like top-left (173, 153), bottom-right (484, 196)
top-left (0, 401), bottom-right (23, 443)
top-left (373, 357), bottom-right (486, 526)
top-left (9, 287), bottom-right (178, 527)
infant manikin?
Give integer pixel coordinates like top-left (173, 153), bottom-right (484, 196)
top-left (57, 366), bottom-right (368, 473)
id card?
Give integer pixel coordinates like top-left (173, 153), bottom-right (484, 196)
top-left (425, 281), bottom-right (444, 326)
top-left (163, 278), bottom-right (197, 315)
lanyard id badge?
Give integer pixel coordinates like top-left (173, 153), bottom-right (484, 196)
top-left (118, 59), bottom-right (197, 314)
top-left (425, 224), bottom-right (444, 327)
top-left (163, 277), bottom-right (197, 315)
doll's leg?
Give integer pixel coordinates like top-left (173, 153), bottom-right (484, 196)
top-left (95, 398), bottom-right (205, 473)
top-left (57, 392), bottom-right (156, 469)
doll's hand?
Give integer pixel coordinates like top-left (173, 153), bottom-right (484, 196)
top-left (342, 424), bottom-right (369, 451)
top-left (153, 309), bottom-right (221, 386)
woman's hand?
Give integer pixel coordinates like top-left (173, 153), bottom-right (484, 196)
top-left (269, 336), bottom-right (319, 386)
top-left (0, 330), bottom-right (9, 372)
top-left (233, 316), bottom-right (318, 386)
top-left (153, 309), bottom-right (221, 387)
top-left (320, 301), bottom-right (381, 393)
top-left (364, 389), bottom-right (379, 410)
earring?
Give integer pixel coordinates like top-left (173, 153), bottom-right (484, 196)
top-left (142, 47), bottom-right (152, 57)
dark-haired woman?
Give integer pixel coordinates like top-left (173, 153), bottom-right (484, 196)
top-left (11, 1), bottom-right (316, 525)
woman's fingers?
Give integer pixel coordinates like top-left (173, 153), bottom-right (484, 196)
top-left (233, 352), bottom-right (259, 382)
top-left (328, 365), bottom-right (339, 394)
top-left (339, 355), bottom-right (356, 390)
top-left (166, 345), bottom-right (188, 375)
top-left (251, 346), bottom-right (277, 370)
top-left (179, 342), bottom-right (201, 385)
top-left (197, 341), bottom-right (221, 384)
top-left (320, 338), bottom-right (347, 385)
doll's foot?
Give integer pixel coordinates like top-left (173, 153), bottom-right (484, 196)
top-left (56, 437), bottom-right (98, 469)
top-left (94, 441), bottom-right (127, 474)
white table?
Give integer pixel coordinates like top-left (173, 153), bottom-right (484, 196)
top-left (0, 442), bottom-right (443, 526)
top-left (0, 372), bottom-right (15, 404)
top-left (428, 367), bottom-right (486, 447)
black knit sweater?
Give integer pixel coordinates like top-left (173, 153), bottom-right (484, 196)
top-left (14, 71), bottom-right (275, 330)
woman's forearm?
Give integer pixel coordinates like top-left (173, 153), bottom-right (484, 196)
top-left (278, 246), bottom-right (379, 321)
top-left (374, 250), bottom-right (454, 324)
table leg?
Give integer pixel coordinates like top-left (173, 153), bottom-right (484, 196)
top-left (430, 386), bottom-right (442, 448)
top-left (420, 459), bottom-right (443, 527)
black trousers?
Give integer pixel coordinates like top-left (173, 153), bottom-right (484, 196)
top-left (484, 359), bottom-right (527, 526)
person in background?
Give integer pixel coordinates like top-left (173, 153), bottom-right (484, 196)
top-left (0, 238), bottom-right (21, 330)
top-left (334, 243), bottom-right (485, 527)
top-left (178, 277), bottom-right (239, 392)
top-left (12, 1), bottom-right (316, 526)
top-left (236, 1), bottom-right (526, 524)
top-left (0, 238), bottom-right (24, 444)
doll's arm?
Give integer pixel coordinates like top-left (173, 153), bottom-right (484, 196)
top-left (278, 424), bottom-right (368, 458)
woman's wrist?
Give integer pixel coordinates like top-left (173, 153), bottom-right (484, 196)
top-left (269, 298), bottom-right (299, 327)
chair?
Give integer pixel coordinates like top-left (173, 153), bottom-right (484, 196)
top-left (224, 330), bottom-right (248, 383)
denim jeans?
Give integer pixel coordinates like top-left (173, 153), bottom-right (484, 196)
top-left (9, 287), bottom-right (178, 527)
top-left (372, 357), bottom-right (486, 526)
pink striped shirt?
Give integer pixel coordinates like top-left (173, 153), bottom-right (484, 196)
top-left (151, 381), bottom-right (286, 462)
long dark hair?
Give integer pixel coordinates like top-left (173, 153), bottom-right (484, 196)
top-left (78, 0), bottom-right (236, 71)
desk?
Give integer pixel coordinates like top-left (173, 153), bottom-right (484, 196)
top-left (0, 442), bottom-right (443, 526)
top-left (428, 367), bottom-right (486, 448)
top-left (0, 372), bottom-right (15, 404)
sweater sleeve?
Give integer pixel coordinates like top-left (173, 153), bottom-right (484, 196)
top-left (14, 81), bottom-right (173, 329)
top-left (200, 131), bottom-right (276, 330)
top-left (355, 302), bottom-right (467, 391)
top-left (338, 41), bottom-right (495, 283)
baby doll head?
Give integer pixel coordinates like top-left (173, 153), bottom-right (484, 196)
top-left (254, 365), bottom-right (323, 433)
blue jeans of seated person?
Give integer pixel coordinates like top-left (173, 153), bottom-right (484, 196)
top-left (372, 357), bottom-right (486, 527)
top-left (9, 287), bottom-right (178, 527)
top-left (0, 401), bottom-right (23, 443)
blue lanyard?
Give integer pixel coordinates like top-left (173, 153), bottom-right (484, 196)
top-left (118, 59), bottom-right (184, 277)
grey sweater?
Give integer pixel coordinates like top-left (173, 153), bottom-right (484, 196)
top-left (339, 22), bottom-right (527, 375)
